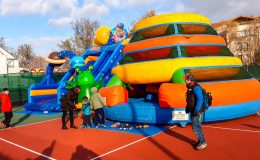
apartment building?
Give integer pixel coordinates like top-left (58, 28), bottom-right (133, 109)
top-left (212, 16), bottom-right (260, 64)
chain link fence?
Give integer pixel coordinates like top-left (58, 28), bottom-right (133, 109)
top-left (0, 72), bottom-right (64, 106)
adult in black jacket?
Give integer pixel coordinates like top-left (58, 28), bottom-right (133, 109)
top-left (60, 86), bottom-right (80, 129)
top-left (184, 74), bottom-right (207, 151)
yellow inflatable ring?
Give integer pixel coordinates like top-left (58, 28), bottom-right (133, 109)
top-left (133, 13), bottom-right (211, 32)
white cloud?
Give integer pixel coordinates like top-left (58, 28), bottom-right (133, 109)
top-left (0, 0), bottom-right (60, 15)
top-left (127, 0), bottom-right (158, 7)
top-left (22, 36), bottom-right (66, 56)
top-left (106, 0), bottom-right (121, 8)
top-left (172, 1), bottom-right (191, 12)
top-left (48, 17), bottom-right (74, 26)
top-left (105, 0), bottom-right (260, 23)
top-left (169, 0), bottom-right (260, 22)
top-left (0, 0), bottom-right (109, 26)
top-left (49, 1), bottom-right (109, 26)
top-left (6, 36), bottom-right (66, 56)
top-left (71, 3), bottom-right (109, 19)
top-left (105, 0), bottom-right (158, 9)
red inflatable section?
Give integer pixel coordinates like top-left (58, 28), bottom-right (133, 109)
top-left (159, 80), bottom-right (260, 108)
top-left (99, 86), bottom-right (128, 107)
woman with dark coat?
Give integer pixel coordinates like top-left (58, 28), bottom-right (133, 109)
top-left (60, 86), bottom-right (80, 129)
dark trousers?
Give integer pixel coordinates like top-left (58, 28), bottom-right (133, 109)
top-left (93, 108), bottom-right (105, 126)
top-left (191, 113), bottom-right (206, 144)
top-left (2, 111), bottom-right (13, 127)
top-left (83, 115), bottom-right (92, 127)
top-left (62, 110), bottom-right (74, 127)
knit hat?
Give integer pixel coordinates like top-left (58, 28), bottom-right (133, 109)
top-left (90, 87), bottom-right (98, 93)
top-left (183, 73), bottom-right (195, 81)
top-left (2, 88), bottom-right (9, 91)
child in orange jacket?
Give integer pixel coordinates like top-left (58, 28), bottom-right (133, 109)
top-left (0, 88), bottom-right (13, 129)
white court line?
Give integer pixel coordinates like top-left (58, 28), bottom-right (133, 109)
top-left (90, 125), bottom-right (177, 160)
top-left (0, 117), bottom-right (61, 131)
top-left (203, 125), bottom-right (260, 133)
top-left (0, 137), bottom-right (56, 160)
top-left (1, 113), bottom-right (82, 131)
top-left (3, 113), bottom-right (83, 130)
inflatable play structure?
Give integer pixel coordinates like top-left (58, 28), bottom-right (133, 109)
top-left (24, 13), bottom-right (260, 126)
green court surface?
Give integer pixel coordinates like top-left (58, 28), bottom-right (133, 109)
top-left (0, 107), bottom-right (62, 129)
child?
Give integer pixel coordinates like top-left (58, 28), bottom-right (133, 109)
top-left (81, 96), bottom-right (92, 128)
top-left (0, 88), bottom-right (13, 129)
top-left (90, 87), bottom-right (106, 128)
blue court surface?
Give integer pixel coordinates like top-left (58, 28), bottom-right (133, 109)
top-left (90, 121), bottom-right (169, 136)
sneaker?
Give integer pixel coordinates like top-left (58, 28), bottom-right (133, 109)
top-left (80, 125), bottom-right (87, 129)
top-left (62, 126), bottom-right (68, 130)
top-left (192, 141), bottom-right (199, 146)
top-left (101, 124), bottom-right (106, 128)
top-left (0, 122), bottom-right (6, 128)
top-left (196, 143), bottom-right (207, 150)
top-left (70, 125), bottom-right (78, 129)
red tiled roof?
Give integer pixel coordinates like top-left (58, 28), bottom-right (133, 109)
top-left (212, 15), bottom-right (259, 28)
top-left (212, 21), bottom-right (229, 28)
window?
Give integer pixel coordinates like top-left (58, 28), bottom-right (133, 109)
top-left (238, 44), bottom-right (243, 51)
top-left (130, 23), bottom-right (218, 43)
top-left (237, 30), bottom-right (249, 37)
top-left (180, 46), bottom-right (233, 57)
top-left (177, 24), bottom-right (218, 35)
top-left (120, 46), bottom-right (178, 64)
top-left (130, 24), bottom-right (175, 43)
top-left (184, 67), bottom-right (253, 82)
top-left (242, 43), bottom-right (249, 51)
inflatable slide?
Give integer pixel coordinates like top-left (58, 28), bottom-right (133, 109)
top-left (24, 13), bottom-right (260, 127)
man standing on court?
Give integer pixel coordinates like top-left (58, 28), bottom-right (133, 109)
top-left (184, 73), bottom-right (207, 150)
top-left (60, 86), bottom-right (80, 129)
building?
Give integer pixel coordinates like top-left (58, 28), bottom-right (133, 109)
top-left (0, 47), bottom-right (22, 74)
top-left (212, 16), bottom-right (260, 64)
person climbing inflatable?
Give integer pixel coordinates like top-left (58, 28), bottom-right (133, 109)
top-left (108, 23), bottom-right (128, 45)
top-left (92, 23), bottom-right (128, 46)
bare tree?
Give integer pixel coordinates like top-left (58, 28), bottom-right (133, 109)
top-left (16, 44), bottom-right (35, 68)
top-left (58, 38), bottom-right (75, 53)
top-left (218, 18), bottom-right (260, 65)
top-left (31, 56), bottom-right (47, 68)
top-left (58, 18), bottom-right (100, 55)
top-left (128, 10), bottom-right (157, 38)
top-left (0, 37), bottom-right (15, 57)
top-left (73, 18), bottom-right (99, 54)
top-left (0, 37), bottom-right (7, 50)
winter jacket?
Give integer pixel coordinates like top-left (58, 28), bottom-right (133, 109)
top-left (0, 93), bottom-right (12, 112)
top-left (185, 83), bottom-right (203, 114)
top-left (60, 89), bottom-right (79, 111)
top-left (90, 87), bottom-right (106, 110)
top-left (82, 104), bottom-right (91, 115)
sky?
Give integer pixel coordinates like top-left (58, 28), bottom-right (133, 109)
top-left (0, 0), bottom-right (260, 57)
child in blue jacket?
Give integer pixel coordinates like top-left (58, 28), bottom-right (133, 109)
top-left (81, 96), bottom-right (92, 128)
